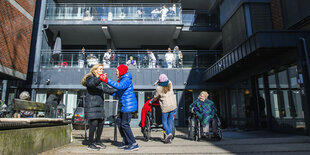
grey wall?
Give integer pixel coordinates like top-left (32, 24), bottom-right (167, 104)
top-left (249, 3), bottom-right (272, 33)
top-left (222, 6), bottom-right (247, 53)
top-left (34, 68), bottom-right (221, 90)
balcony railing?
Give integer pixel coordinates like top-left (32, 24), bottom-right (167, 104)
top-left (40, 50), bottom-right (222, 69)
top-left (45, 3), bottom-right (182, 24)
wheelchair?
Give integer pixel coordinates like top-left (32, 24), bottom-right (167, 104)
top-left (140, 100), bottom-right (175, 141)
top-left (188, 112), bottom-right (222, 141)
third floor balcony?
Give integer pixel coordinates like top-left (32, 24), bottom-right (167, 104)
top-left (44, 3), bottom-right (182, 25)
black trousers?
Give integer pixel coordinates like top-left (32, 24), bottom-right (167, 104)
top-left (88, 119), bottom-right (104, 144)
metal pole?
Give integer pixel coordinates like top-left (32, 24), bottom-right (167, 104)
top-left (298, 37), bottom-right (310, 135)
top-left (64, 90), bottom-right (68, 119)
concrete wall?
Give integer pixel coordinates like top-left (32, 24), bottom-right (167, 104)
top-left (33, 68), bottom-right (221, 90)
top-left (0, 124), bottom-right (71, 155)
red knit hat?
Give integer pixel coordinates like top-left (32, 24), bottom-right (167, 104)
top-left (117, 64), bottom-right (128, 76)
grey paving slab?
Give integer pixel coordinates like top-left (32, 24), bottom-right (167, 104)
top-left (40, 127), bottom-right (310, 155)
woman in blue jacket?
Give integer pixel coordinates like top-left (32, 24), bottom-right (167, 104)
top-left (100, 64), bottom-right (139, 151)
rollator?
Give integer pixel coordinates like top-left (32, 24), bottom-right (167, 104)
top-left (140, 99), bottom-right (175, 141)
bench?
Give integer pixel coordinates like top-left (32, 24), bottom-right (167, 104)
top-left (12, 99), bottom-right (52, 118)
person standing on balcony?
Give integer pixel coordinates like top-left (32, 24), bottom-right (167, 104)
top-left (99, 64), bottom-right (139, 151)
top-left (167, 7), bottom-right (176, 19)
top-left (126, 56), bottom-right (137, 68)
top-left (150, 74), bottom-right (177, 143)
top-left (119, 9), bottom-right (126, 20)
top-left (165, 48), bottom-right (174, 68)
top-left (103, 49), bottom-right (112, 68)
top-left (147, 49), bottom-right (156, 68)
top-left (108, 12), bottom-right (113, 21)
top-left (83, 10), bottom-right (93, 21)
top-left (78, 47), bottom-right (86, 68)
top-left (160, 5), bottom-right (168, 21)
top-left (135, 9), bottom-right (143, 20)
top-left (151, 8), bottom-right (160, 19)
top-left (174, 46), bottom-right (183, 68)
top-left (81, 64), bottom-right (116, 151)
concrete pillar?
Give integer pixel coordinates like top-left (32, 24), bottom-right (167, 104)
top-left (1, 80), bottom-right (7, 102)
top-left (107, 39), bottom-right (112, 49)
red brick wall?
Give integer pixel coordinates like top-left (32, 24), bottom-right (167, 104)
top-left (0, 0), bottom-right (36, 76)
top-left (15, 0), bottom-right (36, 16)
top-left (270, 0), bottom-right (284, 29)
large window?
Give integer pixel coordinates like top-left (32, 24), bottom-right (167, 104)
top-left (259, 65), bottom-right (305, 131)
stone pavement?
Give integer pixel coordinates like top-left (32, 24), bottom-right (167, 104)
top-left (40, 127), bottom-right (310, 154)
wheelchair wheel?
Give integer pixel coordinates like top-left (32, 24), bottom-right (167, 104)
top-left (188, 116), bottom-right (195, 140)
top-left (195, 118), bottom-right (201, 141)
top-left (143, 115), bottom-right (151, 141)
top-left (217, 128), bottom-right (223, 140)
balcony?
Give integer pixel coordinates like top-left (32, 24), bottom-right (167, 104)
top-left (44, 3), bottom-right (182, 25)
top-left (182, 10), bottom-right (219, 31)
top-left (39, 49), bottom-right (221, 69)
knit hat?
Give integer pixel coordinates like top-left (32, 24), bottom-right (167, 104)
top-left (158, 74), bottom-right (169, 86)
top-left (117, 64), bottom-right (128, 76)
top-left (19, 91), bottom-right (30, 100)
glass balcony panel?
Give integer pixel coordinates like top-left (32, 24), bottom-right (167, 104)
top-left (45, 3), bottom-right (181, 23)
top-left (182, 10), bottom-right (219, 31)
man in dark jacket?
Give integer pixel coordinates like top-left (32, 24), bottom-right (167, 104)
top-left (46, 91), bottom-right (62, 118)
top-left (81, 64), bottom-right (116, 150)
top-left (100, 64), bottom-right (139, 151)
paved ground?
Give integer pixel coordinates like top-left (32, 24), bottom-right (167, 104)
top-left (40, 127), bottom-right (310, 154)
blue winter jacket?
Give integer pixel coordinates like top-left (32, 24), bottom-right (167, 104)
top-left (107, 72), bottom-right (138, 112)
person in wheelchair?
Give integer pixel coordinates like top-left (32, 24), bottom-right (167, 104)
top-left (189, 91), bottom-right (220, 139)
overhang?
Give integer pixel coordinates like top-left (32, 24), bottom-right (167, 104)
top-left (203, 31), bottom-right (310, 82)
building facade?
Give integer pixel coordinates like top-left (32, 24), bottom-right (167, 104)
top-left (1, 0), bottom-right (310, 135)
top-left (204, 0), bottom-right (310, 135)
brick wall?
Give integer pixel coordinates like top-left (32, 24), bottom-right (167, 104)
top-left (0, 0), bottom-right (36, 77)
top-left (270, 0), bottom-right (284, 29)
top-left (15, 0), bottom-right (36, 16)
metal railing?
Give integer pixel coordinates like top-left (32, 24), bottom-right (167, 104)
top-left (40, 49), bottom-right (222, 69)
top-left (45, 3), bottom-right (182, 23)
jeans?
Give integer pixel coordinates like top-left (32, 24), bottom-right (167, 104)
top-left (162, 108), bottom-right (177, 135)
top-left (117, 112), bottom-right (136, 145)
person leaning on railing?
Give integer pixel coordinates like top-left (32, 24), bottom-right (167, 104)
top-left (174, 46), bottom-right (183, 68)
top-left (126, 56), bottom-right (137, 68)
top-left (147, 49), bottom-right (156, 68)
top-left (165, 48), bottom-right (174, 68)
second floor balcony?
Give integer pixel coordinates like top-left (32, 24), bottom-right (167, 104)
top-left (45, 3), bottom-right (182, 25)
top-left (40, 49), bottom-right (222, 69)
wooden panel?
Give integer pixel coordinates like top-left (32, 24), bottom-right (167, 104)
top-left (13, 99), bottom-right (50, 111)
